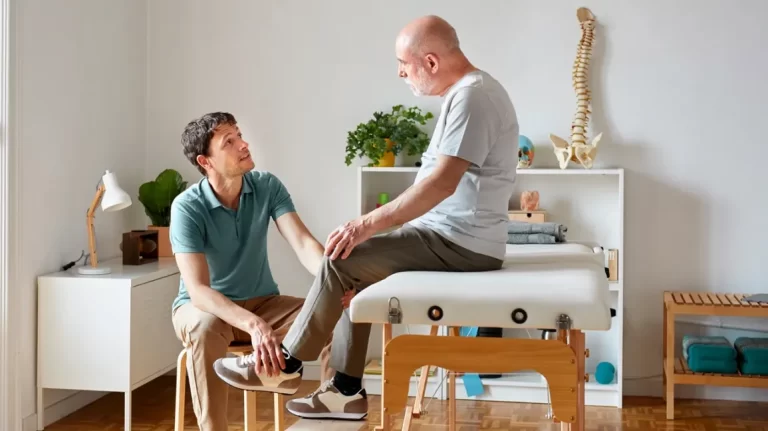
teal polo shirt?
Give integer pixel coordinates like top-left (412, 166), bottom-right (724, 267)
top-left (169, 170), bottom-right (296, 311)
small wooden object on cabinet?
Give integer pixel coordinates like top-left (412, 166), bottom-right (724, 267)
top-left (663, 291), bottom-right (768, 420)
top-left (508, 210), bottom-right (547, 223)
top-left (122, 230), bottom-right (159, 265)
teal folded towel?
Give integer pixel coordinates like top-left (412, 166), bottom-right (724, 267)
top-left (507, 233), bottom-right (557, 244)
top-left (507, 221), bottom-right (567, 242)
top-left (682, 335), bottom-right (736, 361)
top-left (739, 361), bottom-right (768, 376)
top-left (735, 337), bottom-right (768, 375)
top-left (688, 356), bottom-right (738, 374)
top-left (735, 337), bottom-right (768, 363)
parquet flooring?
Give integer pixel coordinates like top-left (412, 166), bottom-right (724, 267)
top-left (43, 376), bottom-right (768, 430)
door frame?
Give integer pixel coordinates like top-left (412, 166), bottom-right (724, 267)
top-left (0, 0), bottom-right (18, 429)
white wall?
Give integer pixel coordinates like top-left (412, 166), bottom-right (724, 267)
top-left (146, 0), bottom-right (768, 401)
top-left (14, 0), bottom-right (768, 425)
top-left (16, 0), bottom-right (147, 425)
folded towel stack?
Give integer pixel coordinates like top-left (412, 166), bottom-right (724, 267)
top-left (734, 337), bottom-right (768, 375)
top-left (682, 335), bottom-right (738, 373)
top-left (506, 221), bottom-right (567, 244)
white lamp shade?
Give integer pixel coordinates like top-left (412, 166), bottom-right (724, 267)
top-left (100, 170), bottom-right (132, 211)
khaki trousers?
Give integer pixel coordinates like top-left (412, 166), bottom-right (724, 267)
top-left (172, 294), bottom-right (333, 431)
top-left (282, 224), bottom-right (503, 378)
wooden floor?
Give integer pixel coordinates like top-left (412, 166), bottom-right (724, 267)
top-left (43, 376), bottom-right (768, 430)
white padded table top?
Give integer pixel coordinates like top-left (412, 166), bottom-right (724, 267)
top-left (349, 243), bottom-right (613, 331)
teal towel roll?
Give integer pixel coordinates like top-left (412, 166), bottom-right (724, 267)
top-left (507, 233), bottom-right (557, 244)
top-left (735, 337), bottom-right (768, 363)
top-left (682, 335), bottom-right (736, 361)
top-left (507, 221), bottom-right (567, 242)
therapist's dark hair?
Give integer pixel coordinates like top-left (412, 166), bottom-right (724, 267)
top-left (181, 112), bottom-right (237, 175)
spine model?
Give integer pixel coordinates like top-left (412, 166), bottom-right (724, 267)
top-left (550, 7), bottom-right (603, 169)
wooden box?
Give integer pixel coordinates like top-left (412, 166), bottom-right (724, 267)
top-left (508, 210), bottom-right (547, 223)
top-left (122, 230), bottom-right (159, 265)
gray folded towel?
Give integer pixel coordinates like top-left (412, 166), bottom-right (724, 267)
top-left (507, 233), bottom-right (557, 244)
top-left (507, 221), bottom-right (567, 242)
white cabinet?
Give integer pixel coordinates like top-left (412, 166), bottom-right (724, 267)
top-left (37, 257), bottom-right (181, 430)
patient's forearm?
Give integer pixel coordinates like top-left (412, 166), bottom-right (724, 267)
top-left (189, 284), bottom-right (261, 334)
top-left (364, 178), bottom-right (454, 231)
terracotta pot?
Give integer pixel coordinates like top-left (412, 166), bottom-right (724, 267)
top-left (147, 225), bottom-right (173, 257)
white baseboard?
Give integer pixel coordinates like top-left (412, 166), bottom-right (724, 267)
top-left (624, 377), bottom-right (768, 402)
top-left (23, 390), bottom-right (108, 431)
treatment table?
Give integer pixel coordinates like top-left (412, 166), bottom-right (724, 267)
top-left (349, 242), bottom-right (614, 431)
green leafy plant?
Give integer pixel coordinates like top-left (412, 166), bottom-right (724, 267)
top-left (138, 169), bottom-right (188, 226)
top-left (345, 104), bottom-right (434, 166)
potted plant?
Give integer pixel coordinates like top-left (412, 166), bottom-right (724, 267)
top-left (138, 169), bottom-right (188, 257)
top-left (345, 104), bottom-right (434, 167)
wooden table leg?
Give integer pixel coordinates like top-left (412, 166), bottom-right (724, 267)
top-left (376, 324), bottom-right (393, 431)
top-left (571, 330), bottom-right (586, 431)
top-left (448, 327), bottom-right (460, 431)
top-left (412, 325), bottom-right (439, 418)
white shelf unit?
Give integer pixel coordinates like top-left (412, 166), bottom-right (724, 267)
top-left (357, 166), bottom-right (624, 408)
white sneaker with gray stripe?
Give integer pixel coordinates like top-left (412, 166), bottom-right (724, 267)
top-left (286, 380), bottom-right (368, 420)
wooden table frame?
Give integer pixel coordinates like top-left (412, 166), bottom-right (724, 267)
top-left (376, 322), bottom-right (588, 431)
top-left (663, 291), bottom-right (768, 420)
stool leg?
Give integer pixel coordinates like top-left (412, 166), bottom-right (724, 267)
top-left (274, 393), bottom-right (284, 431)
top-left (244, 390), bottom-right (257, 430)
top-left (174, 350), bottom-right (187, 431)
top-left (376, 324), bottom-right (393, 431)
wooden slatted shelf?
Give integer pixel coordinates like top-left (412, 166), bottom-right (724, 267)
top-left (670, 357), bottom-right (768, 389)
top-left (663, 290), bottom-right (768, 420)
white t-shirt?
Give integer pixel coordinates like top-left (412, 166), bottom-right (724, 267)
top-left (409, 69), bottom-right (518, 260)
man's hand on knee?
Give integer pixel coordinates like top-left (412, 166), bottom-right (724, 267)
top-left (325, 217), bottom-right (376, 260)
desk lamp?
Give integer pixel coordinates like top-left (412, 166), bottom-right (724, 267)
top-left (78, 170), bottom-right (132, 275)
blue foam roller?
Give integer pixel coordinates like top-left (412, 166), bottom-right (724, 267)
top-left (595, 362), bottom-right (615, 384)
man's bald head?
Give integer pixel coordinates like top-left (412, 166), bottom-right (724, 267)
top-left (396, 15), bottom-right (475, 97)
top-left (396, 15), bottom-right (461, 57)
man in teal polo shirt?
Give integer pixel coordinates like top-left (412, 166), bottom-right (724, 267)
top-left (170, 112), bottom-right (333, 431)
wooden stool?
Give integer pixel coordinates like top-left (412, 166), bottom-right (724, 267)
top-left (174, 343), bottom-right (286, 431)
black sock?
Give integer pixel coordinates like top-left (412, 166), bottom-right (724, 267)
top-left (332, 371), bottom-right (362, 396)
top-left (280, 345), bottom-right (303, 374)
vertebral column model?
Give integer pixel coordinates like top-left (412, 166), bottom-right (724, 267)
top-left (550, 7), bottom-right (603, 169)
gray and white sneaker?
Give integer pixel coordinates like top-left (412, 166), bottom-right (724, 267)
top-left (286, 379), bottom-right (368, 420)
top-left (213, 353), bottom-right (302, 395)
